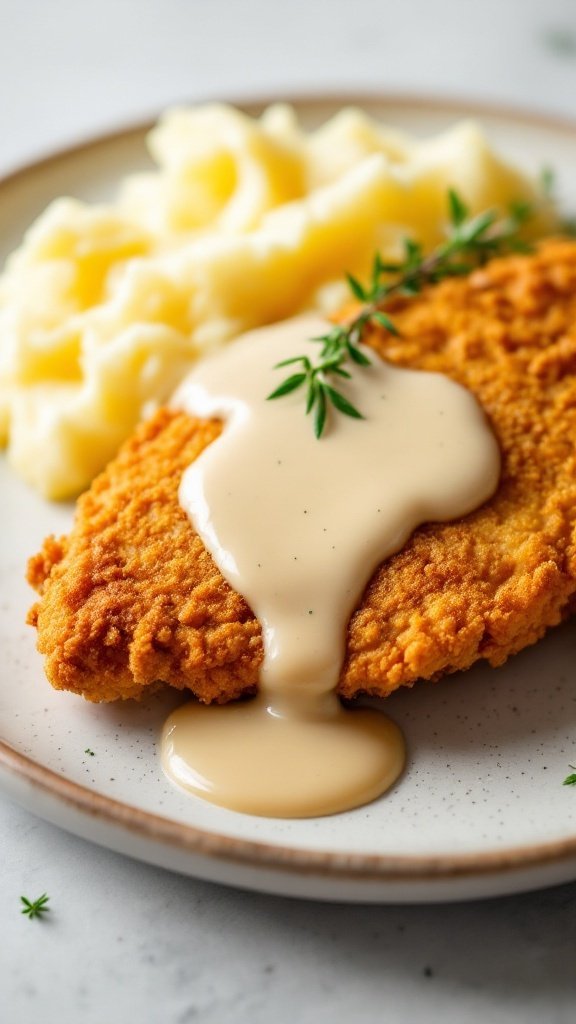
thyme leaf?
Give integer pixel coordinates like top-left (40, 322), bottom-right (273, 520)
top-left (267, 372), bottom-right (307, 399)
top-left (20, 893), bottom-right (50, 920)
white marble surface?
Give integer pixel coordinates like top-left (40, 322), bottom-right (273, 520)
top-left (2, 0), bottom-right (576, 1020)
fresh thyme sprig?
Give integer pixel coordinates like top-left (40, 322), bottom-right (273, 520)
top-left (267, 189), bottom-right (534, 437)
top-left (563, 765), bottom-right (576, 786)
top-left (20, 893), bottom-right (50, 921)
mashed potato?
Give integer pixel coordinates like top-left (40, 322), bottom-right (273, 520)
top-left (0, 104), bottom-right (556, 498)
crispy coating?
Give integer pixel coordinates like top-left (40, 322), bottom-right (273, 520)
top-left (27, 240), bottom-right (576, 702)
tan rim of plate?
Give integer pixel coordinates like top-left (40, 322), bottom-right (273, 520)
top-left (2, 92), bottom-right (576, 885)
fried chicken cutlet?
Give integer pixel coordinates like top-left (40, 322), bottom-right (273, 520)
top-left (27, 239), bottom-right (576, 703)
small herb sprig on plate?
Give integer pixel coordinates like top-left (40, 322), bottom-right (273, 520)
top-left (20, 893), bottom-right (50, 921)
top-left (563, 765), bottom-right (576, 786)
top-left (267, 189), bottom-right (534, 437)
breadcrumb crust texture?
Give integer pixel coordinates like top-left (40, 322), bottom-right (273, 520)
top-left (27, 241), bottom-right (576, 702)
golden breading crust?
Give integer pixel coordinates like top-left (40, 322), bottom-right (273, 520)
top-left (28, 239), bottom-right (576, 702)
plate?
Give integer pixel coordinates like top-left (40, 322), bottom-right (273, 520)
top-left (3, 95), bottom-right (576, 904)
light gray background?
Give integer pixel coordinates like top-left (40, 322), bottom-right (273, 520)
top-left (2, 1), bottom-right (576, 1021)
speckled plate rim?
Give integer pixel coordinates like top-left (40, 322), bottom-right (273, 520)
top-left (4, 740), bottom-right (576, 883)
top-left (3, 91), bottom-right (576, 889)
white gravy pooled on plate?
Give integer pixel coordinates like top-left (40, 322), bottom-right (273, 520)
top-left (162, 315), bottom-right (500, 817)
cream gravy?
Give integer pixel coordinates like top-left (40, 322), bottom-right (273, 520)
top-left (162, 315), bottom-right (500, 817)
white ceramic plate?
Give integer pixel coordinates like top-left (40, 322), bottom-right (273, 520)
top-left (3, 96), bottom-right (576, 904)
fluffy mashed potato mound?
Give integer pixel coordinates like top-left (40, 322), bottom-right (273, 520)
top-left (0, 103), bottom-right (556, 498)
